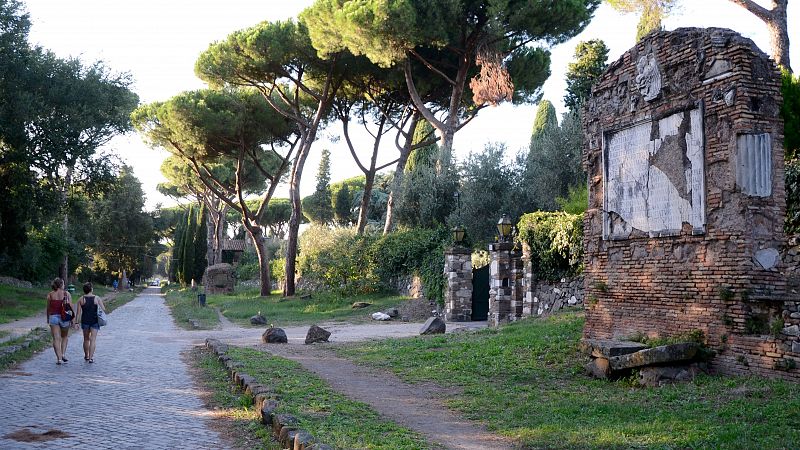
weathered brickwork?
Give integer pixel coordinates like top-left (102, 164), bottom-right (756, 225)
top-left (488, 242), bottom-right (519, 326)
top-left (582, 28), bottom-right (798, 380)
top-left (444, 247), bottom-right (473, 322)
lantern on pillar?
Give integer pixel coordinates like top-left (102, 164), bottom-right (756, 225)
top-left (452, 225), bottom-right (466, 244)
top-left (497, 214), bottom-right (513, 243)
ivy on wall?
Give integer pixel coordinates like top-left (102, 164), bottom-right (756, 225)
top-left (516, 211), bottom-right (583, 281)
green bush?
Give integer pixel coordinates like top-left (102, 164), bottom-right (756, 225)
top-left (517, 211), bottom-right (583, 281)
top-left (298, 225), bottom-right (379, 295)
top-left (298, 225), bottom-right (449, 303)
top-left (270, 257), bottom-right (285, 284)
top-left (369, 227), bottom-right (449, 304)
top-left (786, 158), bottom-right (800, 233)
top-left (234, 249), bottom-right (259, 281)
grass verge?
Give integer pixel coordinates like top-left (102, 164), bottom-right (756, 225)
top-left (164, 287), bottom-right (220, 330)
top-left (0, 285), bottom-right (50, 324)
top-left (167, 286), bottom-right (408, 328)
top-left (102, 288), bottom-right (142, 314)
top-left (337, 310), bottom-right (800, 449)
top-left (219, 346), bottom-right (432, 449)
top-left (189, 347), bottom-right (279, 449)
top-left (0, 327), bottom-right (51, 372)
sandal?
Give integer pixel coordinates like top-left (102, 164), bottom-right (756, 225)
top-left (62, 357), bottom-right (68, 363)
top-left (56, 360), bottom-right (61, 365)
top-left (88, 359), bottom-right (94, 363)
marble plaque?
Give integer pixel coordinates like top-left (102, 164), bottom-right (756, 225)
top-left (603, 107), bottom-right (705, 239)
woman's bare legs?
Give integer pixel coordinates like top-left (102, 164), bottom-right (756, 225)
top-left (87, 328), bottom-right (98, 360)
top-left (59, 327), bottom-right (69, 360)
top-left (82, 328), bottom-right (91, 359)
top-left (49, 324), bottom-right (62, 362)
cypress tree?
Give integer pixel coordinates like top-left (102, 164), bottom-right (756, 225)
top-left (193, 203), bottom-right (208, 281)
top-left (170, 207), bottom-right (187, 283)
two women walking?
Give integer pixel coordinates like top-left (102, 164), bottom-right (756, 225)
top-left (47, 279), bottom-right (105, 364)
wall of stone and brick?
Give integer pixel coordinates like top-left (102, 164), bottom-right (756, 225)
top-left (523, 276), bottom-right (585, 317)
top-left (582, 28), bottom-right (798, 381)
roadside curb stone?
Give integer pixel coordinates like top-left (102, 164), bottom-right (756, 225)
top-left (205, 338), bottom-right (326, 449)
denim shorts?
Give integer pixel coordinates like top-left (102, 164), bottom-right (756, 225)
top-left (48, 314), bottom-right (71, 328)
top-left (81, 323), bottom-right (100, 331)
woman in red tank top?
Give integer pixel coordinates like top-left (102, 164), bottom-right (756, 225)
top-left (46, 278), bottom-right (73, 364)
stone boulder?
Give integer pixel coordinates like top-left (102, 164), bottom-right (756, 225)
top-left (420, 317), bottom-right (446, 335)
top-left (609, 342), bottom-right (700, 371)
top-left (385, 307), bottom-right (399, 318)
top-left (352, 301), bottom-right (371, 309)
top-left (305, 325), bottom-right (331, 344)
top-left (250, 314), bottom-right (267, 325)
top-left (637, 363), bottom-right (707, 387)
top-left (262, 327), bottom-right (288, 344)
top-left (585, 357), bottom-right (611, 379)
top-left (204, 263), bottom-right (235, 294)
top-left (371, 312), bottom-right (391, 321)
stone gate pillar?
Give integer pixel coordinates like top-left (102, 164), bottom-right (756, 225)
top-left (488, 242), bottom-right (519, 326)
top-left (444, 246), bottom-right (472, 322)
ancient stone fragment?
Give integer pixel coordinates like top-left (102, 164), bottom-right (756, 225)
top-left (203, 263), bottom-right (235, 294)
top-left (609, 343), bottom-right (700, 371)
top-left (420, 317), bottom-right (446, 335)
top-left (262, 327), bottom-right (288, 344)
top-left (250, 314), bottom-right (267, 325)
top-left (305, 325), bottom-right (331, 344)
top-left (581, 339), bottom-right (648, 358)
top-left (351, 302), bottom-right (371, 309)
top-left (585, 357), bottom-right (611, 379)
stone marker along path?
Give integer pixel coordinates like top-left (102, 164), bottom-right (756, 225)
top-left (0, 287), bottom-right (223, 449)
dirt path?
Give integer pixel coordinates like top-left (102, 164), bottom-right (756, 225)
top-left (202, 307), bottom-right (511, 448)
top-left (258, 342), bottom-right (515, 450)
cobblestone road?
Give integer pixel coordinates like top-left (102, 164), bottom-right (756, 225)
top-left (0, 288), bottom-right (223, 449)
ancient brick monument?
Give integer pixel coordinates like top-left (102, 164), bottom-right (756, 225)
top-left (203, 263), bottom-right (235, 294)
top-left (582, 28), bottom-right (799, 379)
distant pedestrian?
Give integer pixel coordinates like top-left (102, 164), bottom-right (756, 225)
top-left (112, 279), bottom-right (118, 291)
top-left (46, 277), bottom-right (73, 364)
top-left (74, 282), bottom-right (105, 363)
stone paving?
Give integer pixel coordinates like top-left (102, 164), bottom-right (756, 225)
top-left (0, 288), bottom-right (224, 449)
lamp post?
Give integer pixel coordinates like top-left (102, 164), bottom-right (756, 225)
top-left (452, 191), bottom-right (465, 245)
top-left (497, 213), bottom-right (513, 243)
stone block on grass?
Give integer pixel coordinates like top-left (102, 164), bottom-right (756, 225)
top-left (262, 327), bottom-right (288, 344)
top-left (305, 325), bottom-right (331, 344)
top-left (420, 317), bottom-right (446, 335)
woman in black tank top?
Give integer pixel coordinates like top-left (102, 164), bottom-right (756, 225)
top-left (74, 282), bottom-right (106, 363)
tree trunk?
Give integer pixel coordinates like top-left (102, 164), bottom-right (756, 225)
top-left (767, 1), bottom-right (790, 70)
top-left (728, 0), bottom-right (790, 71)
top-left (246, 224), bottom-right (271, 297)
top-left (356, 172), bottom-right (375, 234)
top-left (215, 204), bottom-right (227, 265)
top-left (284, 139), bottom-right (313, 297)
top-left (383, 113), bottom-right (420, 235)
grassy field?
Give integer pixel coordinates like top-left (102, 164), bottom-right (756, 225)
top-left (0, 285), bottom-right (50, 324)
top-left (337, 310), bottom-right (800, 449)
top-left (165, 286), bottom-right (408, 330)
top-left (210, 346), bottom-right (433, 449)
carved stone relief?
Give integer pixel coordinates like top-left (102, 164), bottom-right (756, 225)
top-left (635, 53), bottom-right (662, 101)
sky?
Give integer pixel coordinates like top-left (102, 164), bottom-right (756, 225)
top-left (22, 0), bottom-right (800, 211)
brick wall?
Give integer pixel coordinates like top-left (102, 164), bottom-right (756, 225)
top-left (582, 28), bottom-right (798, 380)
